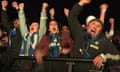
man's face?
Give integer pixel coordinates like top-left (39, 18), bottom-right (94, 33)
top-left (61, 25), bottom-right (69, 33)
top-left (49, 21), bottom-right (58, 34)
top-left (87, 20), bottom-right (102, 37)
top-left (13, 19), bottom-right (19, 28)
top-left (29, 22), bottom-right (39, 33)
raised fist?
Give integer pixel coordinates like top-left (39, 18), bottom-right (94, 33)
top-left (64, 8), bottom-right (69, 17)
top-left (80, 0), bottom-right (91, 5)
top-left (42, 2), bottom-right (48, 9)
top-left (49, 8), bottom-right (55, 17)
top-left (1, 0), bottom-right (8, 10)
top-left (100, 3), bottom-right (109, 12)
top-left (109, 18), bottom-right (114, 24)
top-left (11, 1), bottom-right (18, 10)
top-left (18, 3), bottom-right (24, 10)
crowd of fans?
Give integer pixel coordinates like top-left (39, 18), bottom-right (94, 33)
top-left (0, 0), bottom-right (120, 72)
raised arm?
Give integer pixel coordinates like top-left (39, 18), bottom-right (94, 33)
top-left (49, 8), bottom-right (55, 19)
top-left (39, 2), bottom-right (48, 42)
top-left (68, 0), bottom-right (91, 37)
top-left (1, 0), bottom-right (12, 33)
top-left (11, 1), bottom-right (19, 10)
top-left (99, 3), bottom-right (109, 24)
top-left (18, 3), bottom-right (28, 37)
top-left (105, 18), bottom-right (115, 39)
top-left (68, 0), bottom-right (91, 57)
top-left (64, 8), bottom-right (70, 17)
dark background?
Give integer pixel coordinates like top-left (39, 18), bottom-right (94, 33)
top-left (0, 0), bottom-right (120, 31)
top-left (25, 0), bottom-right (120, 31)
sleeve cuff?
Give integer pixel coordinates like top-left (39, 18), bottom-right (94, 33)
top-left (100, 53), bottom-right (107, 62)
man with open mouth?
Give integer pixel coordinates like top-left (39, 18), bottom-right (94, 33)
top-left (68, 0), bottom-right (120, 72)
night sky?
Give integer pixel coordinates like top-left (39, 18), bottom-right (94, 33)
top-left (0, 0), bottom-right (120, 30)
top-left (25, 0), bottom-right (120, 31)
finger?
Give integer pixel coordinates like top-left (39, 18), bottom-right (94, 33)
top-left (93, 59), bottom-right (97, 66)
top-left (96, 61), bottom-right (102, 69)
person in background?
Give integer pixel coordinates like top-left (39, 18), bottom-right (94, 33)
top-left (68, 0), bottom-right (120, 72)
top-left (112, 30), bottom-right (120, 51)
top-left (0, 26), bottom-right (8, 47)
top-left (108, 30), bottom-right (120, 72)
top-left (61, 25), bottom-right (71, 38)
top-left (0, 25), bottom-right (8, 72)
top-left (49, 8), bottom-right (55, 19)
top-left (99, 3), bottom-right (115, 40)
top-left (11, 0), bottom-right (19, 10)
top-left (1, 0), bottom-right (12, 34)
top-left (105, 18), bottom-right (115, 40)
top-left (0, 0), bottom-right (22, 72)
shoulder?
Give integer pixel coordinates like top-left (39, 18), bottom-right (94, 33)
top-left (41, 34), bottom-right (50, 40)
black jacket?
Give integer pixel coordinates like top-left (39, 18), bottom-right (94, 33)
top-left (1, 10), bottom-right (22, 72)
top-left (68, 3), bottom-right (120, 72)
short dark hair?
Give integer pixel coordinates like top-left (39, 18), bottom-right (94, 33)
top-left (46, 19), bottom-right (60, 35)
